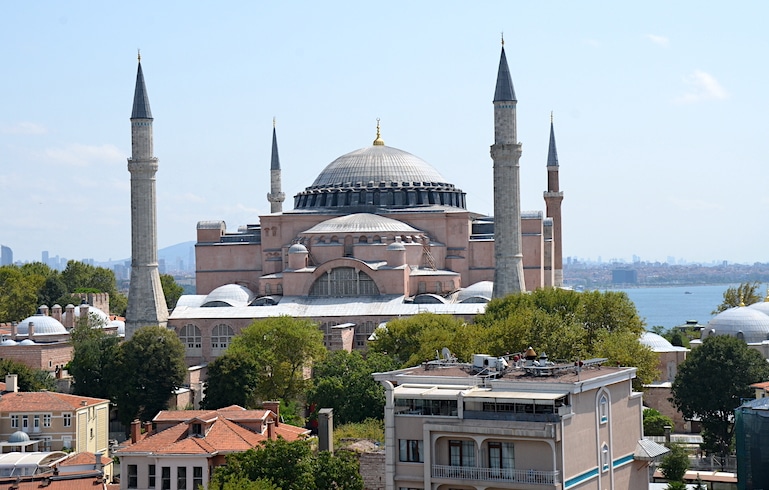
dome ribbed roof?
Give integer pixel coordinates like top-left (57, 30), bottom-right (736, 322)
top-left (9, 431), bottom-right (31, 443)
top-left (17, 314), bottom-right (67, 335)
top-left (302, 213), bottom-right (422, 235)
top-left (704, 306), bottom-right (769, 343)
top-left (202, 284), bottom-right (256, 308)
top-left (640, 332), bottom-right (680, 352)
top-left (310, 145), bottom-right (448, 188)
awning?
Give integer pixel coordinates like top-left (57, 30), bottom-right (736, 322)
top-left (463, 390), bottom-right (569, 405)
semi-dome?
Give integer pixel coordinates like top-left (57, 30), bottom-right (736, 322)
top-left (703, 306), bottom-right (769, 343)
top-left (17, 313), bottom-right (67, 335)
top-left (201, 284), bottom-right (256, 308)
top-left (303, 213), bottom-right (422, 235)
top-left (293, 142), bottom-right (466, 211)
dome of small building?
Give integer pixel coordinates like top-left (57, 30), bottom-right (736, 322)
top-left (19, 339), bottom-right (36, 345)
top-left (640, 332), bottom-right (676, 352)
top-left (386, 242), bottom-right (406, 251)
top-left (8, 431), bottom-right (30, 443)
top-left (703, 306), bottom-right (769, 343)
top-left (302, 213), bottom-right (422, 235)
top-left (73, 304), bottom-right (110, 325)
top-left (0, 338), bottom-right (17, 346)
top-left (201, 284), bottom-right (256, 308)
top-left (109, 319), bottom-right (125, 336)
top-left (288, 244), bottom-right (308, 254)
top-left (17, 313), bottom-right (68, 335)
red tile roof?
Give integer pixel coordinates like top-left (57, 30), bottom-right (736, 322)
top-left (0, 391), bottom-right (109, 412)
top-left (119, 409), bottom-right (309, 456)
top-left (750, 381), bottom-right (769, 389)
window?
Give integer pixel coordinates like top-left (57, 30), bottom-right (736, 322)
top-left (11, 415), bottom-right (18, 428)
top-left (602, 443), bottom-right (609, 472)
top-left (211, 324), bottom-right (234, 354)
top-left (177, 466), bottom-right (187, 490)
top-left (399, 439), bottom-right (424, 462)
top-left (309, 267), bottom-right (380, 296)
top-left (488, 441), bottom-right (515, 469)
top-left (148, 464), bottom-right (156, 488)
top-left (33, 415), bottom-right (40, 433)
top-left (193, 467), bottom-right (203, 488)
top-left (43, 414), bottom-right (51, 428)
top-left (62, 436), bottom-right (72, 450)
top-left (180, 324), bottom-right (202, 355)
top-left (40, 436), bottom-right (52, 450)
top-left (449, 440), bottom-right (475, 467)
top-left (127, 465), bottom-right (138, 488)
top-left (63, 413), bottom-right (72, 427)
top-left (161, 467), bottom-right (171, 490)
top-left (191, 423), bottom-right (202, 435)
top-left (22, 415), bottom-right (28, 432)
top-left (395, 398), bottom-right (458, 416)
top-left (599, 394), bottom-right (608, 424)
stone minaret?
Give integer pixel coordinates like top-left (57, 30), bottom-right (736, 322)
top-left (125, 54), bottom-right (168, 339)
top-left (491, 40), bottom-right (526, 298)
top-left (267, 118), bottom-right (285, 213)
top-left (544, 113), bottom-right (564, 287)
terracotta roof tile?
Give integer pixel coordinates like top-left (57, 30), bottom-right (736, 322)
top-left (0, 391), bottom-right (109, 412)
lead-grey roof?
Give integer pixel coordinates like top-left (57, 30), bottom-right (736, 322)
top-left (703, 306), bottom-right (769, 343)
top-left (302, 213), bottom-right (422, 235)
top-left (493, 46), bottom-right (517, 102)
top-left (131, 61), bottom-right (153, 119)
top-left (309, 145), bottom-right (449, 188)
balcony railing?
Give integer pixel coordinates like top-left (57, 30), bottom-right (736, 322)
top-left (432, 464), bottom-right (560, 485)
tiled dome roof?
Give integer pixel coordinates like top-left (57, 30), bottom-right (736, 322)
top-left (703, 306), bottom-right (769, 343)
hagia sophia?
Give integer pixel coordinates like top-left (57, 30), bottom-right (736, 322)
top-left (160, 43), bottom-right (566, 364)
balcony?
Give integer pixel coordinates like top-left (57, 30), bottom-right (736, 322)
top-left (432, 464), bottom-right (560, 485)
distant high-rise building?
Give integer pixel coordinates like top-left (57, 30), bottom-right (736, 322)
top-left (0, 245), bottom-right (12, 266)
top-left (42, 250), bottom-right (49, 266)
top-left (125, 54), bottom-right (169, 339)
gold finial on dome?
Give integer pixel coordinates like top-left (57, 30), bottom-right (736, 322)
top-left (739, 293), bottom-right (745, 307)
top-left (373, 118), bottom-right (385, 146)
top-left (764, 286), bottom-right (769, 302)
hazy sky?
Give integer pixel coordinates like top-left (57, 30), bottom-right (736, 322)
top-left (2, 2), bottom-right (767, 265)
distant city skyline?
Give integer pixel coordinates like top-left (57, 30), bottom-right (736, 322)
top-left (2, 2), bottom-right (768, 264)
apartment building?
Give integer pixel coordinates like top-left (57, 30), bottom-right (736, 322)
top-left (374, 352), bottom-right (660, 490)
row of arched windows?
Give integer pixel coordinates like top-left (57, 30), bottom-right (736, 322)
top-left (178, 324), bottom-right (234, 356)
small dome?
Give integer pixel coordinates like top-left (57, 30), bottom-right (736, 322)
top-left (457, 281), bottom-right (493, 303)
top-left (202, 284), bottom-right (256, 308)
top-left (386, 242), bottom-right (406, 251)
top-left (640, 332), bottom-right (677, 352)
top-left (748, 301), bottom-right (769, 317)
top-left (17, 314), bottom-right (67, 335)
top-left (8, 431), bottom-right (30, 443)
top-left (19, 339), bottom-right (36, 345)
top-left (704, 306), bottom-right (769, 343)
top-left (74, 305), bottom-right (110, 325)
top-left (109, 319), bottom-right (125, 336)
top-left (0, 339), bottom-right (17, 346)
top-left (288, 244), bottom-right (308, 254)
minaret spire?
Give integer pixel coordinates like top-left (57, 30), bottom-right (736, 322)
top-left (544, 113), bottom-right (565, 287)
top-left (126, 55), bottom-right (169, 339)
top-left (267, 118), bottom-right (285, 213)
top-left (491, 42), bottom-right (526, 297)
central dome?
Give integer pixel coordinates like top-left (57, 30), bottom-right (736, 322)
top-left (294, 143), bottom-right (466, 212)
top-left (311, 145), bottom-right (449, 188)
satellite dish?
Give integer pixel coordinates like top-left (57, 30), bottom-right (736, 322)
top-left (442, 347), bottom-right (452, 361)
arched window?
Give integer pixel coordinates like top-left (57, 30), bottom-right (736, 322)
top-left (601, 443), bottom-right (609, 472)
top-left (599, 394), bottom-right (608, 424)
top-left (211, 324), bottom-right (234, 355)
top-left (309, 267), bottom-right (380, 297)
top-left (180, 324), bottom-right (202, 356)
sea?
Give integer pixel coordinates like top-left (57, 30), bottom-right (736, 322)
top-left (609, 284), bottom-right (739, 331)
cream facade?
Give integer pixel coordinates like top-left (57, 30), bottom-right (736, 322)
top-left (374, 356), bottom-right (651, 490)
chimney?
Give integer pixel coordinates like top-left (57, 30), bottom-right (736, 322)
top-left (39, 305), bottom-right (49, 316)
top-left (664, 425), bottom-right (672, 446)
top-left (263, 400), bottom-right (280, 426)
top-left (266, 419), bottom-right (275, 440)
top-left (130, 420), bottom-right (141, 443)
top-left (94, 452), bottom-right (103, 474)
top-left (52, 304), bottom-right (62, 322)
top-left (10, 322), bottom-right (16, 339)
top-left (5, 374), bottom-right (18, 393)
top-left (143, 421), bottom-right (153, 438)
top-left (28, 322), bottom-right (34, 338)
top-left (318, 408), bottom-right (334, 453)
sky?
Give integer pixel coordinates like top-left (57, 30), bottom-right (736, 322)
top-left (2, 2), bottom-right (768, 265)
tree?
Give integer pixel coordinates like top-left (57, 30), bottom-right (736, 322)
top-left (0, 359), bottom-right (56, 391)
top-left (659, 443), bottom-right (689, 483)
top-left (307, 351), bottom-right (398, 424)
top-left (712, 281), bottom-right (762, 314)
top-left (0, 266), bottom-right (43, 322)
top-left (228, 316), bottom-right (326, 402)
top-left (671, 335), bottom-right (769, 459)
top-left (160, 274), bottom-right (184, 310)
top-left (67, 320), bottom-right (121, 399)
top-left (643, 408), bottom-right (674, 436)
top-left (113, 326), bottom-right (187, 425)
top-left (210, 438), bottom-right (363, 490)
top-left (202, 351), bottom-right (260, 409)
